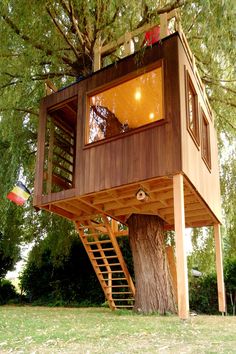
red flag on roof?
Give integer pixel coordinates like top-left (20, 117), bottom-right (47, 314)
top-left (144, 25), bottom-right (170, 46)
top-left (7, 182), bottom-right (31, 206)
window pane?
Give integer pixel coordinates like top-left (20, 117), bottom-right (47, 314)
top-left (201, 112), bottom-right (211, 168)
top-left (88, 67), bottom-right (163, 143)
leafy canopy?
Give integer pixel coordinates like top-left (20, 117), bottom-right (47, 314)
top-left (0, 0), bottom-right (235, 271)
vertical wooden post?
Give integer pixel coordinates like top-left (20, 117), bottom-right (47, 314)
top-left (124, 32), bottom-right (133, 56)
top-left (47, 117), bottom-right (55, 194)
top-left (160, 12), bottom-right (168, 39)
top-left (214, 224), bottom-right (226, 313)
top-left (166, 245), bottom-right (178, 305)
top-left (111, 219), bottom-right (119, 234)
top-left (33, 102), bottom-right (47, 206)
top-left (93, 38), bottom-right (101, 72)
top-left (173, 174), bottom-right (189, 319)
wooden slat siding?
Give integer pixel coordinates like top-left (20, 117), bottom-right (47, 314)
top-left (104, 140), bottom-right (111, 190)
top-left (214, 224), bottom-right (226, 313)
top-left (177, 37), bottom-right (222, 223)
top-left (33, 101), bottom-right (47, 206)
top-left (37, 35), bottom-right (183, 202)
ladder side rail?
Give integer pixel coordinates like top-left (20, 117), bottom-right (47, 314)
top-left (103, 216), bottom-right (135, 297)
top-left (74, 221), bottom-right (116, 309)
top-left (87, 220), bottom-right (116, 309)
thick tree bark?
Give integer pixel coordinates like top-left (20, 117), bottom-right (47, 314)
top-left (127, 214), bottom-right (177, 314)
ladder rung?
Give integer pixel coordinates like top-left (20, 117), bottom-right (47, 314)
top-left (105, 285), bottom-right (130, 288)
top-left (92, 256), bottom-right (118, 260)
top-left (112, 292), bottom-right (133, 294)
top-left (85, 240), bottom-right (112, 245)
top-left (98, 271), bottom-right (124, 274)
top-left (95, 263), bottom-right (121, 267)
top-left (113, 299), bottom-right (134, 301)
top-left (81, 232), bottom-right (108, 237)
top-left (111, 278), bottom-right (127, 281)
top-left (88, 248), bottom-right (115, 253)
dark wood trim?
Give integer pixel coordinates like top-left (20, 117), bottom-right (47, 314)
top-left (33, 101), bottom-right (47, 206)
top-left (83, 119), bottom-right (168, 150)
top-left (84, 60), bottom-right (165, 147)
top-left (185, 67), bottom-right (200, 149)
top-left (201, 108), bottom-right (211, 171)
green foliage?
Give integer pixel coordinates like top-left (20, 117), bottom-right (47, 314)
top-left (0, 231), bottom-right (20, 279)
top-left (188, 227), bottom-right (216, 275)
top-left (190, 273), bottom-right (218, 314)
top-left (20, 235), bottom-right (104, 306)
top-left (0, 0), bottom-right (235, 292)
top-left (0, 279), bottom-right (19, 304)
top-left (190, 257), bottom-right (236, 315)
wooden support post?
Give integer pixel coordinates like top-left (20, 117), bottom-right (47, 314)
top-left (214, 224), bottom-right (226, 313)
top-left (111, 219), bottom-right (119, 233)
top-left (93, 38), bottom-right (101, 72)
top-left (166, 245), bottom-right (178, 305)
top-left (173, 174), bottom-right (189, 319)
top-left (160, 12), bottom-right (168, 39)
top-left (124, 32), bottom-right (133, 56)
top-left (47, 118), bottom-right (55, 194)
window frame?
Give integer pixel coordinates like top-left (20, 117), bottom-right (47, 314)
top-left (201, 109), bottom-right (211, 171)
top-left (185, 69), bottom-right (200, 148)
top-left (84, 61), bottom-right (165, 146)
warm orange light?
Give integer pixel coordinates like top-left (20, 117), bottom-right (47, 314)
top-left (149, 112), bottom-right (155, 120)
top-left (134, 90), bottom-right (141, 101)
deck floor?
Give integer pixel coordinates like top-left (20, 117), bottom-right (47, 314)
top-left (39, 175), bottom-right (219, 229)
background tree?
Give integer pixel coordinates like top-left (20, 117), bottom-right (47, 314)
top-left (0, 0), bottom-right (235, 311)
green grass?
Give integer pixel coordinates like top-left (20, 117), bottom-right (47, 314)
top-left (0, 306), bottom-right (235, 353)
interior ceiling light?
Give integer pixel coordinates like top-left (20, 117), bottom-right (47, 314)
top-left (134, 90), bottom-right (141, 101)
top-left (149, 112), bottom-right (155, 120)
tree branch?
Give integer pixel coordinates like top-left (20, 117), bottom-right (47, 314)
top-left (210, 97), bottom-right (236, 109)
top-left (46, 6), bottom-right (81, 63)
top-left (2, 13), bottom-right (75, 69)
top-left (203, 78), bottom-right (236, 95)
top-left (217, 113), bottom-right (236, 131)
top-left (0, 108), bottom-right (38, 116)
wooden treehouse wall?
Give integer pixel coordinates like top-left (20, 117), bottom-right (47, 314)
top-left (34, 33), bottom-right (221, 226)
top-left (33, 30), bottom-right (225, 317)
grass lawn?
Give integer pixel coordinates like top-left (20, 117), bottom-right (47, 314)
top-left (0, 306), bottom-right (235, 353)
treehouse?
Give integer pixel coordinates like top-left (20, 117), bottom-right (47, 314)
top-left (34, 13), bottom-right (225, 319)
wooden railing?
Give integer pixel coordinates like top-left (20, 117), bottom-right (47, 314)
top-left (93, 9), bottom-right (180, 72)
top-left (93, 9), bottom-right (213, 120)
top-left (44, 115), bottom-right (75, 194)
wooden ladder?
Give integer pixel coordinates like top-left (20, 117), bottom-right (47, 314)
top-left (75, 215), bottom-right (135, 310)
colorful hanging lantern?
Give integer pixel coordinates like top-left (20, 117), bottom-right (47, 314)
top-left (7, 181), bottom-right (31, 206)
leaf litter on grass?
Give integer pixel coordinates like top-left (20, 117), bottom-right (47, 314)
top-left (0, 307), bottom-right (235, 353)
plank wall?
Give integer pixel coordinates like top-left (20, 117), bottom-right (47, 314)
top-left (177, 38), bottom-right (222, 222)
top-left (77, 35), bottom-right (182, 195)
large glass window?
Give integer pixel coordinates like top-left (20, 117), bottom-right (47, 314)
top-left (87, 66), bottom-right (163, 143)
top-left (201, 110), bottom-right (211, 169)
top-left (186, 71), bottom-right (199, 146)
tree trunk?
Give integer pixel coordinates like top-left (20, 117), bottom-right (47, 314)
top-left (127, 214), bottom-right (177, 314)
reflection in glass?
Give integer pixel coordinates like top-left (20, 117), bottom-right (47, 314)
top-left (88, 67), bottom-right (163, 143)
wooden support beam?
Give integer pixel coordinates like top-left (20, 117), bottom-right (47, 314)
top-left (166, 246), bottom-right (178, 304)
top-left (124, 32), bottom-right (133, 56)
top-left (173, 174), bottom-right (189, 319)
top-left (160, 12), bottom-right (168, 39)
top-left (213, 224), bottom-right (226, 313)
top-left (93, 38), bottom-right (101, 72)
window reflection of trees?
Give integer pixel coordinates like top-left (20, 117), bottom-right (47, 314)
top-left (89, 105), bottom-right (130, 143)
